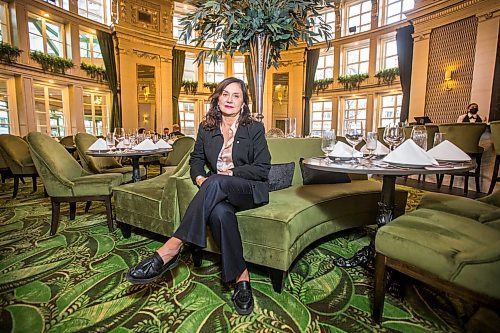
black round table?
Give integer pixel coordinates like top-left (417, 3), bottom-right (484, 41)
top-left (87, 148), bottom-right (171, 182)
top-left (303, 157), bottom-right (475, 267)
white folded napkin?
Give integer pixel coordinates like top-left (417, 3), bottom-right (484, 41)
top-left (383, 139), bottom-right (438, 166)
top-left (360, 140), bottom-right (390, 155)
top-left (427, 140), bottom-right (471, 162)
top-left (155, 139), bottom-right (172, 149)
top-left (167, 139), bottom-right (175, 145)
top-left (329, 141), bottom-right (363, 158)
top-left (88, 138), bottom-right (108, 151)
top-left (116, 141), bottom-right (125, 149)
top-left (133, 139), bottom-right (157, 151)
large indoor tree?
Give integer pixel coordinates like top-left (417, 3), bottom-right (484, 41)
top-left (180, 0), bottom-right (336, 121)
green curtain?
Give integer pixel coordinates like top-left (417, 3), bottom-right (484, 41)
top-left (172, 49), bottom-right (185, 125)
top-left (303, 49), bottom-right (320, 136)
top-left (245, 55), bottom-right (256, 115)
top-left (96, 31), bottom-right (121, 132)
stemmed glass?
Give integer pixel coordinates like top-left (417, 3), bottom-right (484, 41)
top-left (105, 132), bottom-right (115, 152)
top-left (365, 132), bottom-right (378, 162)
top-left (433, 133), bottom-right (445, 147)
top-left (321, 129), bottom-right (336, 160)
top-left (344, 120), bottom-right (364, 162)
top-left (383, 123), bottom-right (405, 151)
top-left (411, 125), bottom-right (427, 150)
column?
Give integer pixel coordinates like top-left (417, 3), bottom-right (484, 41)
top-left (408, 31), bottom-right (431, 120)
top-left (470, 14), bottom-right (500, 119)
top-left (68, 85), bottom-right (85, 134)
top-left (14, 76), bottom-right (36, 136)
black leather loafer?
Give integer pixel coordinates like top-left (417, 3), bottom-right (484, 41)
top-left (232, 281), bottom-right (254, 315)
top-left (126, 252), bottom-right (180, 285)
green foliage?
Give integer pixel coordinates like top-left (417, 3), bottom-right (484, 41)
top-left (80, 62), bottom-right (107, 82)
top-left (337, 73), bottom-right (369, 91)
top-left (0, 42), bottom-right (22, 64)
top-left (179, 0), bottom-right (336, 68)
top-left (313, 77), bottom-right (334, 94)
top-left (30, 51), bottom-right (74, 74)
top-left (375, 67), bottom-right (399, 85)
top-left (181, 80), bottom-right (198, 94)
top-left (203, 82), bottom-right (219, 93)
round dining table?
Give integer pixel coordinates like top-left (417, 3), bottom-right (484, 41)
top-left (87, 148), bottom-right (171, 182)
top-left (303, 157), bottom-right (475, 268)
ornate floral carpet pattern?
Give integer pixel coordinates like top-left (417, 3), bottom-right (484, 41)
top-left (0, 178), bottom-right (470, 332)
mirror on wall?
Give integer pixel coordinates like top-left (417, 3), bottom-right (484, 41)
top-left (272, 73), bottom-right (289, 134)
top-left (137, 64), bottom-right (156, 130)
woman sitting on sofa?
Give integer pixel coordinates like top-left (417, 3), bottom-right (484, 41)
top-left (126, 77), bottom-right (271, 315)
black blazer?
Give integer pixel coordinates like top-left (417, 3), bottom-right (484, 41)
top-left (189, 120), bottom-right (271, 205)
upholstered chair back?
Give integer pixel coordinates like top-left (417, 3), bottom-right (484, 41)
top-left (0, 134), bottom-right (35, 174)
top-left (437, 123), bottom-right (487, 154)
top-left (75, 132), bottom-right (122, 173)
top-left (27, 132), bottom-right (85, 196)
top-left (59, 135), bottom-right (75, 146)
top-left (489, 121), bottom-right (500, 157)
top-left (162, 136), bottom-right (195, 166)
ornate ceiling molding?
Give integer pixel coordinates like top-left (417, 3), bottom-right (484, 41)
top-left (411, 0), bottom-right (482, 25)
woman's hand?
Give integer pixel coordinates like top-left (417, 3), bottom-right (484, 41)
top-left (196, 176), bottom-right (207, 187)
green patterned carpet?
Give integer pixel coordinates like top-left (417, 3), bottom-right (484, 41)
top-left (0, 176), bottom-right (473, 332)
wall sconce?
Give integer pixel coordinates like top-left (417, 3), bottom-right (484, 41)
top-left (444, 70), bottom-right (453, 90)
top-left (142, 85), bottom-right (150, 101)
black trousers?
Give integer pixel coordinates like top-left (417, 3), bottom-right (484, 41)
top-left (173, 174), bottom-right (260, 282)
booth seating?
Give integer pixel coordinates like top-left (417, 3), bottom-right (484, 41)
top-left (373, 191), bottom-right (500, 323)
top-left (114, 138), bottom-right (408, 293)
top-left (0, 134), bottom-right (38, 198)
top-left (488, 121), bottom-right (500, 194)
top-left (159, 136), bottom-right (195, 174)
top-left (27, 132), bottom-right (123, 235)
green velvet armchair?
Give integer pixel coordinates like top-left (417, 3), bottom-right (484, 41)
top-left (75, 132), bottom-right (145, 183)
top-left (0, 148), bottom-right (12, 190)
top-left (0, 134), bottom-right (38, 198)
top-left (27, 132), bottom-right (123, 235)
top-left (159, 136), bottom-right (195, 174)
top-left (373, 191), bottom-right (500, 323)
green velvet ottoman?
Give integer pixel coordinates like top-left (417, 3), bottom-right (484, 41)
top-left (373, 208), bottom-right (500, 322)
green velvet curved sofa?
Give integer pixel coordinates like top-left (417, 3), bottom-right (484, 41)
top-left (373, 191), bottom-right (500, 322)
top-left (115, 137), bottom-right (408, 292)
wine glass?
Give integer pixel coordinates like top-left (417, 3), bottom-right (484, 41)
top-left (411, 125), bottom-right (427, 150)
top-left (321, 129), bottom-right (336, 159)
top-left (105, 132), bottom-right (115, 152)
top-left (383, 123), bottom-right (405, 151)
top-left (433, 132), bottom-right (445, 147)
top-left (365, 132), bottom-right (378, 162)
top-left (344, 120), bottom-right (364, 162)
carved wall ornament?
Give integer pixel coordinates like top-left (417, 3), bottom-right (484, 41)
top-left (131, 3), bottom-right (160, 32)
top-left (133, 50), bottom-right (160, 61)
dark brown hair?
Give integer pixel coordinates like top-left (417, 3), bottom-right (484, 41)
top-left (202, 77), bottom-right (253, 130)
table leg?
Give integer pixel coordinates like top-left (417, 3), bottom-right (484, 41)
top-left (131, 157), bottom-right (141, 183)
top-left (334, 175), bottom-right (396, 268)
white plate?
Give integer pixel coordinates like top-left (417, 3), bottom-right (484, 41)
top-left (436, 158), bottom-right (471, 163)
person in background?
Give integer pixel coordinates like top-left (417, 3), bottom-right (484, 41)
top-left (457, 103), bottom-right (486, 123)
top-left (126, 77), bottom-right (271, 316)
top-left (163, 127), bottom-right (170, 138)
top-left (138, 128), bottom-right (146, 134)
top-left (170, 124), bottom-right (184, 138)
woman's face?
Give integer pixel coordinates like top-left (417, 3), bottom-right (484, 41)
top-left (218, 82), bottom-right (244, 118)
